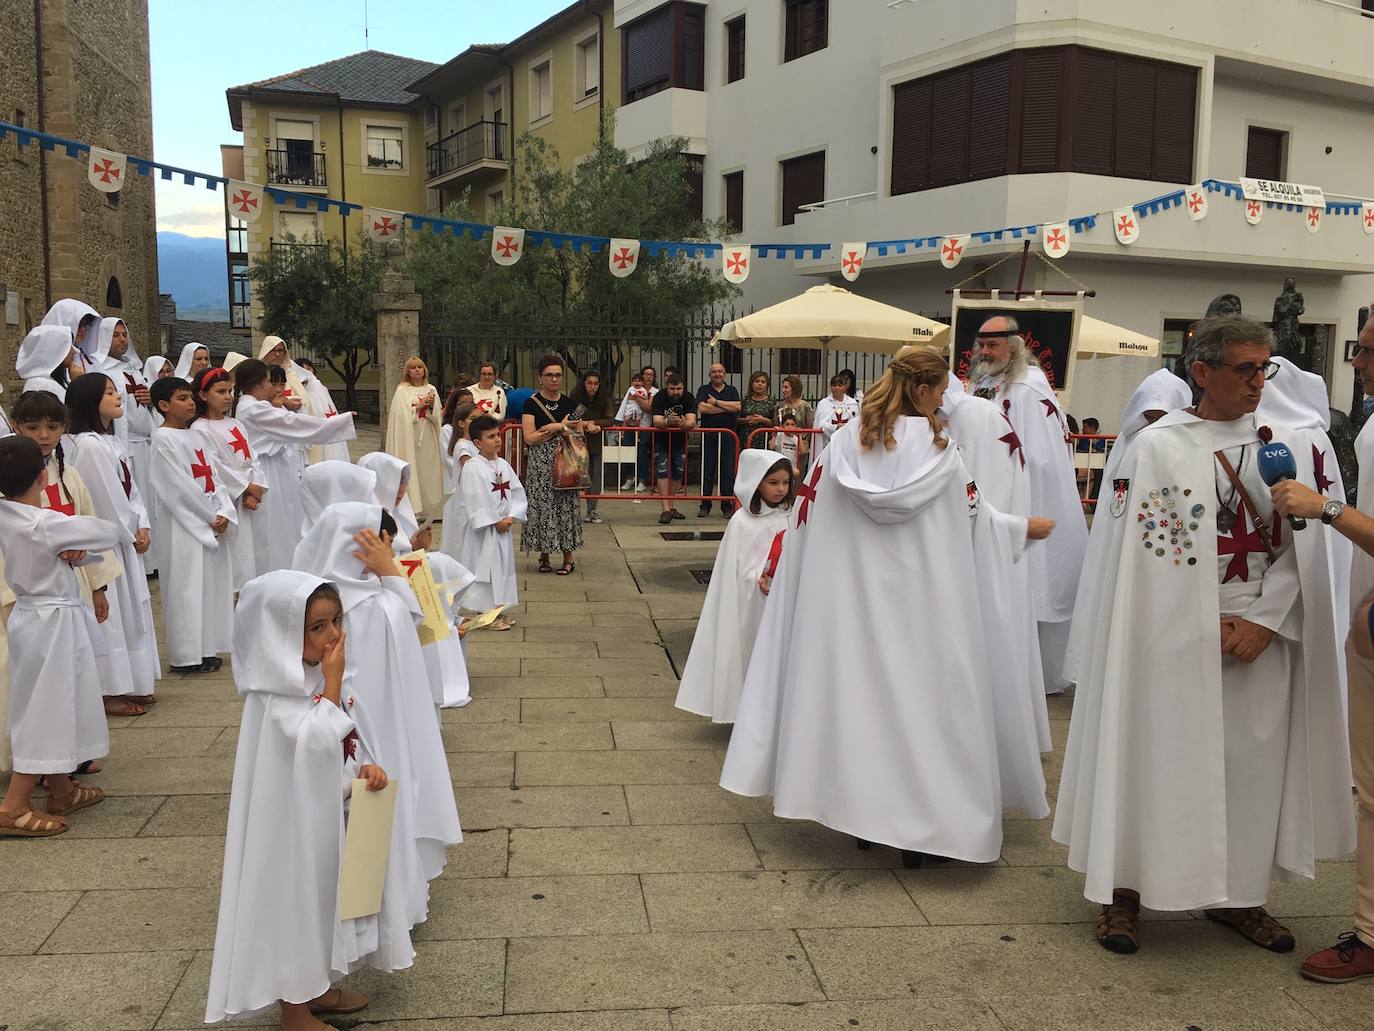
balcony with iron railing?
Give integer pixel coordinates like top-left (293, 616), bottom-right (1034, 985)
top-left (266, 148), bottom-right (327, 188)
top-left (426, 120), bottom-right (508, 183)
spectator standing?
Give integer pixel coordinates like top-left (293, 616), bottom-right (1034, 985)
top-left (1076, 416), bottom-right (1105, 503)
top-left (775, 375), bottom-right (815, 474)
top-left (815, 373), bottom-right (861, 447)
top-left (469, 361), bottom-right (508, 422)
top-left (520, 355), bottom-right (584, 575)
top-left (651, 374), bottom-right (698, 524)
top-left (615, 365), bottom-right (657, 491)
top-left (739, 371), bottom-right (775, 449)
top-left (696, 362), bottom-right (742, 517)
top-left (570, 370), bottom-right (615, 524)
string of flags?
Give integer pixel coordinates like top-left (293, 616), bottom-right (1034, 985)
top-left (6, 118), bottom-right (1373, 287)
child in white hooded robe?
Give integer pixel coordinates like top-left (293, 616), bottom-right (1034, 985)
top-left (292, 502), bottom-right (461, 917)
top-left (192, 367), bottom-right (269, 591)
top-left (675, 449), bottom-right (792, 723)
top-left (205, 569), bottom-right (404, 1027)
top-left (458, 415), bottom-right (527, 620)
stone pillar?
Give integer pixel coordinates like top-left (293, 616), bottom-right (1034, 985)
top-left (373, 240), bottom-right (421, 445)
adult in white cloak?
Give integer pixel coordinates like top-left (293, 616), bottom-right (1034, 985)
top-left (205, 570), bottom-right (409, 1026)
top-left (972, 315), bottom-right (1088, 692)
top-left (385, 356), bottom-right (444, 519)
top-left (1064, 369), bottom-right (1193, 688)
top-left (941, 376), bottom-right (1054, 768)
top-left (16, 325), bottom-right (82, 400)
top-left (675, 449), bottom-right (791, 724)
top-left (232, 359), bottom-right (357, 573)
top-left (722, 348), bottom-right (1049, 863)
top-left (292, 503), bottom-right (461, 900)
top-left (172, 341), bottom-right (210, 382)
top-left (297, 359), bottom-right (352, 463)
top-left (65, 373), bottom-right (160, 710)
top-left (1054, 316), bottom-right (1353, 956)
top-left (259, 335), bottom-right (327, 464)
top-left (40, 298), bottom-right (99, 369)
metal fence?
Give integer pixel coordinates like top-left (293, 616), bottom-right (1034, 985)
top-left (419, 303), bottom-right (952, 400)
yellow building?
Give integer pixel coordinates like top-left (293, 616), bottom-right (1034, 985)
top-left (222, 49), bottom-right (439, 349)
top-left (408, 0), bottom-right (620, 219)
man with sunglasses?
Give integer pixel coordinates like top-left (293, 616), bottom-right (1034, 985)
top-left (1056, 315), bottom-right (1352, 959)
top-left (970, 315), bottom-right (1088, 695)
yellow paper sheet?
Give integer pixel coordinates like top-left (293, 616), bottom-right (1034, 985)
top-left (399, 550), bottom-right (452, 646)
top-left (338, 778), bottom-right (397, 920)
top-left (465, 605), bottom-right (508, 632)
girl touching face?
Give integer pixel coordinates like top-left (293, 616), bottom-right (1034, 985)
top-left (301, 594), bottom-right (344, 666)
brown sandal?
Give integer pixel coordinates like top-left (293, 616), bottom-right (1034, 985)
top-left (307, 987), bottom-right (368, 1015)
top-left (122, 694), bottom-right (158, 706)
top-left (1204, 906), bottom-right (1296, 953)
top-left (46, 783), bottom-right (104, 816)
top-left (104, 698), bottom-right (147, 717)
top-left (0, 807), bottom-right (68, 837)
top-left (1096, 888), bottom-right (1141, 954)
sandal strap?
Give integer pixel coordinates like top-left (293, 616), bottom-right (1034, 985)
top-left (9, 809), bottom-right (63, 831)
top-left (1208, 907), bottom-right (1290, 944)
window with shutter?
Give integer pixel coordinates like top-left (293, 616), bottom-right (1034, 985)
top-left (684, 154), bottom-right (705, 220)
top-left (891, 77), bottom-right (932, 196)
top-left (1071, 50), bottom-right (1116, 175)
top-left (623, 6), bottom-right (673, 101)
top-left (929, 69), bottom-right (972, 187)
top-left (784, 0), bottom-right (828, 63)
top-left (724, 170), bottom-right (744, 233)
top-left (969, 56), bottom-right (1011, 181)
top-left (780, 151), bottom-right (825, 226)
top-left (1151, 64), bottom-right (1196, 181)
top-left (726, 16), bottom-right (746, 83)
top-left (1018, 50), bottom-right (1062, 173)
top-left (1246, 126), bottom-right (1286, 181)
top-left (681, 6), bottom-right (705, 90)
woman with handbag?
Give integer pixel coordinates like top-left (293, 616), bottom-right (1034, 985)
top-left (520, 354), bottom-right (585, 575)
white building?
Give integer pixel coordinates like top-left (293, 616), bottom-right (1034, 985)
top-left (613, 0), bottom-right (1374, 428)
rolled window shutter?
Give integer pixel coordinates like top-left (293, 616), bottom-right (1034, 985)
top-left (623, 7), bottom-right (673, 99)
top-left (969, 55), bottom-right (1011, 181)
top-left (1018, 50), bottom-right (1062, 173)
top-left (1246, 126), bottom-right (1284, 181)
top-left (1113, 57), bottom-right (1157, 179)
top-left (1151, 64), bottom-right (1196, 181)
top-left (929, 68), bottom-right (972, 187)
top-left (1072, 49), bottom-right (1116, 175)
top-left (891, 78), bottom-right (932, 196)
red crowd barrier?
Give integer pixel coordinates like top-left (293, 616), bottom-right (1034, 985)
top-left (1068, 433), bottom-right (1116, 509)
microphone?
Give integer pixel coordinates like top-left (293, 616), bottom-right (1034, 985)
top-left (1256, 441), bottom-right (1307, 531)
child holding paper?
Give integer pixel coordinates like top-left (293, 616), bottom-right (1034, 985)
top-left (458, 415), bottom-right (526, 630)
top-left (206, 570), bottom-right (395, 1028)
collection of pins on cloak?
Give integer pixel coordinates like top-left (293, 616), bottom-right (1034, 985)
top-left (1140, 485), bottom-right (1206, 566)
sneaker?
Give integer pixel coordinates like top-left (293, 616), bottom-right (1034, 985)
top-left (1301, 931), bottom-right (1374, 982)
top-left (620, 477), bottom-right (636, 491)
top-left (698, 505), bottom-right (711, 518)
top-left (588, 511), bottom-right (604, 524)
top-left (669, 508), bottom-right (686, 521)
top-left (635, 481), bottom-right (649, 493)
top-left (1095, 888), bottom-right (1141, 954)
top-left (658, 511), bottom-right (673, 525)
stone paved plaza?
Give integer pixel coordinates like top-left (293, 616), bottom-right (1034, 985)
top-left (4, 434), bottom-right (1374, 1030)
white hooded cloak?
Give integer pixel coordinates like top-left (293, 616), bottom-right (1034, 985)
top-left (457, 452), bottom-right (527, 612)
top-left (300, 461), bottom-right (377, 536)
top-left (16, 325), bottom-right (76, 400)
top-left (40, 298), bottom-right (99, 368)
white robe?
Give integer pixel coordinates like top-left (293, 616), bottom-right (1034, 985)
top-left (292, 503), bottom-right (462, 902)
top-left (172, 341), bottom-right (207, 381)
top-left (16, 324), bottom-right (75, 397)
top-left (300, 372), bottom-right (351, 463)
top-left (206, 570), bottom-right (413, 1024)
top-left (1064, 369), bottom-right (1193, 688)
top-left (814, 395), bottom-right (861, 446)
top-left (0, 573), bottom-right (13, 772)
top-left (300, 462), bottom-right (377, 536)
top-left (0, 503), bottom-right (116, 773)
top-left (468, 384), bottom-right (507, 421)
top-left (944, 384), bottom-right (1054, 773)
top-left (675, 449), bottom-right (791, 724)
top-left (440, 437), bottom-right (480, 564)
top-left (41, 298), bottom-right (99, 368)
top-left (234, 396), bottom-right (357, 573)
top-left (150, 427), bottom-right (237, 667)
top-left (68, 431), bottom-right (159, 695)
top-left (424, 552), bottom-right (477, 709)
top-left (721, 419), bottom-right (1031, 860)
top-left (194, 417), bottom-right (267, 591)
top-left (458, 455), bottom-right (526, 612)
top-left (975, 366), bottom-right (1088, 691)
top-left (385, 383), bottom-right (444, 519)
top-left (38, 461), bottom-right (134, 698)
top-left (1053, 411), bottom-right (1354, 909)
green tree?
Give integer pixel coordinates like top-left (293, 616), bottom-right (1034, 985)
top-left (248, 231), bottom-right (384, 411)
top-left (408, 129), bottom-right (737, 386)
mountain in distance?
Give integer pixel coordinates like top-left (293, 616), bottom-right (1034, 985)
top-left (157, 232), bottom-right (229, 322)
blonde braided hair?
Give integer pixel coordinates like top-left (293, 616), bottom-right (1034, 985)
top-left (857, 346), bottom-right (949, 452)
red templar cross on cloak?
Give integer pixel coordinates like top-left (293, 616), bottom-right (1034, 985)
top-left (44, 483), bottom-right (75, 517)
top-left (797, 463), bottom-right (823, 526)
top-left (492, 477), bottom-right (512, 501)
top-left (1313, 445), bottom-right (1335, 495)
top-left (830, 409), bottom-right (849, 428)
top-left (1217, 503), bottom-right (1273, 583)
top-left (191, 449), bottom-right (215, 494)
top-left (1040, 397), bottom-right (1059, 419)
top-left (228, 426), bottom-right (252, 460)
top-left (999, 417), bottom-right (1025, 468)
top-left (118, 459), bottom-right (133, 499)
top-left (123, 372), bottom-right (141, 396)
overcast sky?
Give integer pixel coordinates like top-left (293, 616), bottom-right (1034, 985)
top-left (149, 0), bottom-right (569, 237)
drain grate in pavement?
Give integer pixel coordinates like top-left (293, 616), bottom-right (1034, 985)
top-left (659, 531), bottom-right (725, 542)
top-left (689, 569), bottom-right (713, 584)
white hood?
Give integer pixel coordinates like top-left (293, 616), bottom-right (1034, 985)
top-left (16, 325), bottom-right (74, 380)
top-left (300, 462), bottom-right (378, 536)
top-left (41, 298), bottom-right (100, 355)
top-left (291, 501), bottom-right (385, 612)
top-left (232, 570), bottom-right (334, 699)
top-left (1258, 355), bottom-right (1331, 432)
top-left (732, 448), bottom-right (790, 511)
top-left (173, 341), bottom-right (208, 381)
top-left (827, 418), bottom-right (960, 525)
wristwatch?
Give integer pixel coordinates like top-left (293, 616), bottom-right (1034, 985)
top-left (1321, 499), bottom-right (1346, 525)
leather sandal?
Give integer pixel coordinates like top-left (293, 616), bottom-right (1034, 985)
top-left (46, 783), bottom-right (104, 816)
top-left (306, 987), bottom-right (368, 1015)
top-left (1096, 888), bottom-right (1141, 954)
top-left (1204, 906), bottom-right (1296, 953)
top-left (0, 807), bottom-right (68, 837)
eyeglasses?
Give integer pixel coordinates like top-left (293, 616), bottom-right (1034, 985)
top-left (1206, 359), bottom-right (1279, 382)
top-left (541, 371), bottom-right (563, 379)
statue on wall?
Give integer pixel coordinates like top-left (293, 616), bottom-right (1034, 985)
top-left (1205, 293), bottom-right (1242, 319)
top-left (1272, 277), bottom-right (1305, 363)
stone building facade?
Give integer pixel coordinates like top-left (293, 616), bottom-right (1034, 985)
top-left (0, 0), bottom-right (159, 390)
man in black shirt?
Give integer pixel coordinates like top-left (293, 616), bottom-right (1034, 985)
top-left (651, 373), bottom-right (698, 524)
top-left (695, 362), bottom-right (742, 517)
